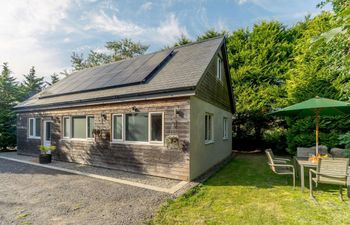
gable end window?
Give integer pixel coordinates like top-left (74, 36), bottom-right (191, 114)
top-left (205, 113), bottom-right (214, 143)
top-left (216, 56), bottom-right (223, 80)
top-left (28, 118), bottom-right (41, 139)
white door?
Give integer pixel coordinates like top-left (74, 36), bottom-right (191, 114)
top-left (43, 121), bottom-right (52, 147)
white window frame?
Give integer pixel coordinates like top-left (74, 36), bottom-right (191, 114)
top-left (111, 112), bottom-right (164, 145)
top-left (62, 116), bottom-right (71, 139)
top-left (63, 115), bottom-right (94, 140)
top-left (205, 113), bottom-right (214, 144)
top-left (149, 112), bottom-right (164, 144)
top-left (123, 112), bottom-right (149, 144)
top-left (216, 56), bottom-right (223, 80)
top-left (86, 115), bottom-right (95, 140)
top-left (223, 117), bottom-right (228, 140)
top-left (112, 114), bottom-right (124, 142)
top-left (28, 118), bottom-right (41, 139)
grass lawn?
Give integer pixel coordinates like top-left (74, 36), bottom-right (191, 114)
top-left (150, 154), bottom-right (350, 225)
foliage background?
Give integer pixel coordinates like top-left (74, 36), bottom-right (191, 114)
top-left (0, 0), bottom-right (348, 153)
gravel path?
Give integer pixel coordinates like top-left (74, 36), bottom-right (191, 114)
top-left (0, 152), bottom-right (180, 189)
top-left (0, 159), bottom-right (170, 225)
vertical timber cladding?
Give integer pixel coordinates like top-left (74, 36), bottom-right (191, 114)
top-left (195, 47), bottom-right (232, 113)
top-left (17, 97), bottom-right (191, 180)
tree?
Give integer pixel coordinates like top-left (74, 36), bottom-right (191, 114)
top-left (106, 38), bottom-right (149, 61)
top-left (0, 63), bottom-right (19, 150)
top-left (46, 73), bottom-right (60, 86)
top-left (21, 66), bottom-right (44, 99)
top-left (71, 38), bottom-right (149, 71)
top-left (226, 21), bottom-right (297, 151)
top-left (197, 29), bottom-right (227, 41)
top-left (173, 34), bottom-right (192, 47)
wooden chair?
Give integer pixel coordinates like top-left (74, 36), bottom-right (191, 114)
top-left (265, 149), bottom-right (295, 188)
top-left (309, 158), bottom-right (349, 201)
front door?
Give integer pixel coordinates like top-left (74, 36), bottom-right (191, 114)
top-left (43, 121), bottom-right (52, 147)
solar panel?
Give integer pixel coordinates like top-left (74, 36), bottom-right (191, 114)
top-left (40, 49), bottom-right (173, 98)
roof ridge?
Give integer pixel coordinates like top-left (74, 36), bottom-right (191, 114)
top-left (173, 35), bottom-right (225, 49)
top-left (66, 36), bottom-right (225, 75)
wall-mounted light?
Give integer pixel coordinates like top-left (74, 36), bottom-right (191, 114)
top-left (131, 106), bottom-right (138, 112)
top-left (101, 114), bottom-right (107, 120)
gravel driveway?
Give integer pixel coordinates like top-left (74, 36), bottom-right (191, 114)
top-left (0, 158), bottom-right (170, 225)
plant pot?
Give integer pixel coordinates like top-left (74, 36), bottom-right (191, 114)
top-left (39, 154), bottom-right (52, 164)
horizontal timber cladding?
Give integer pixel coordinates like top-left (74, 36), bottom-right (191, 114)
top-left (17, 97), bottom-right (190, 180)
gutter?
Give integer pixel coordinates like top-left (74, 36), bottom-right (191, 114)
top-left (14, 86), bottom-right (196, 113)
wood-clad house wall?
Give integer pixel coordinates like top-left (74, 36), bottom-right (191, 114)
top-left (195, 45), bottom-right (232, 113)
top-left (17, 97), bottom-right (190, 180)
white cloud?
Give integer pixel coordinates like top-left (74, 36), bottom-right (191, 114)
top-left (0, 0), bottom-right (71, 80)
top-left (85, 11), bottom-right (189, 46)
top-left (150, 14), bottom-right (190, 45)
top-left (85, 10), bottom-right (144, 36)
top-left (140, 2), bottom-right (153, 11)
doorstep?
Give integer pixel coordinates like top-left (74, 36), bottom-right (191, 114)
top-left (0, 152), bottom-right (188, 194)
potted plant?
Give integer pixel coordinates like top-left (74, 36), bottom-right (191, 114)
top-left (38, 145), bottom-right (56, 164)
top-left (165, 134), bottom-right (180, 149)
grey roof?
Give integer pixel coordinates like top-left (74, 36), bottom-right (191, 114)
top-left (15, 36), bottom-right (225, 111)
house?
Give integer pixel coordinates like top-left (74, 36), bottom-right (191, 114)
top-left (14, 36), bottom-right (234, 181)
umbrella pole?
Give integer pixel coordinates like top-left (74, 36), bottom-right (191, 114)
top-left (316, 110), bottom-right (319, 155)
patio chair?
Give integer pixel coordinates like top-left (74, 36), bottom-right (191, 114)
top-left (310, 145), bottom-right (328, 155)
top-left (265, 149), bottom-right (295, 188)
top-left (296, 147), bottom-right (314, 158)
top-left (265, 149), bottom-right (290, 164)
top-left (330, 148), bottom-right (348, 158)
top-left (309, 158), bottom-right (349, 201)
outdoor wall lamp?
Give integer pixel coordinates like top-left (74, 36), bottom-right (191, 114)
top-left (131, 106), bottom-right (138, 112)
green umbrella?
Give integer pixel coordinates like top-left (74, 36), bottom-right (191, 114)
top-left (269, 96), bottom-right (350, 155)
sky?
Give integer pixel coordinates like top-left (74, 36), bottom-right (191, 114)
top-left (0, 0), bottom-right (331, 81)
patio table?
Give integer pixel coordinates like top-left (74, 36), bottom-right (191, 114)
top-left (294, 157), bottom-right (316, 192)
top-left (294, 156), bottom-right (350, 197)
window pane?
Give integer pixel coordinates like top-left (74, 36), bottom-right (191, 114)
top-left (125, 113), bottom-right (148, 142)
top-left (205, 115), bottom-right (208, 140)
top-left (113, 115), bottom-right (122, 140)
top-left (63, 117), bottom-right (70, 137)
top-left (87, 116), bottom-right (94, 138)
top-left (72, 116), bottom-right (86, 138)
top-left (45, 122), bottom-right (51, 141)
top-left (29, 119), bottom-right (34, 136)
top-left (35, 118), bottom-right (41, 137)
top-left (151, 113), bottom-right (162, 142)
top-left (208, 116), bottom-right (212, 140)
top-left (223, 118), bottom-right (227, 138)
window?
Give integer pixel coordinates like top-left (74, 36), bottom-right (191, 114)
top-left (216, 56), bottom-right (223, 80)
top-left (223, 117), bottom-right (228, 139)
top-left (28, 118), bottom-right (41, 138)
top-left (45, 122), bottom-right (51, 141)
top-left (125, 113), bottom-right (148, 142)
top-left (113, 112), bottom-right (164, 144)
top-left (205, 113), bottom-right (214, 143)
top-left (72, 116), bottom-right (86, 139)
top-left (63, 117), bottom-right (70, 138)
top-left (150, 113), bottom-right (163, 142)
top-left (87, 116), bottom-right (95, 138)
top-left (112, 114), bottom-right (123, 141)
